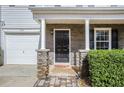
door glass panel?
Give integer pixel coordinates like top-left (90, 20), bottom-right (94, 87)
top-left (55, 31), bottom-right (69, 63)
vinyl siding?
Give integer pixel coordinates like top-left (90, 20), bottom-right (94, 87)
top-left (1, 5), bottom-right (40, 29)
top-left (0, 5), bottom-right (40, 65)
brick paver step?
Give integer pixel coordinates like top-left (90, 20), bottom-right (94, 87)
top-left (34, 76), bottom-right (79, 87)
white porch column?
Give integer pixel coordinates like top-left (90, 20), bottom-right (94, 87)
top-left (85, 19), bottom-right (90, 50)
top-left (40, 19), bottom-right (46, 49)
top-left (37, 19), bottom-right (50, 79)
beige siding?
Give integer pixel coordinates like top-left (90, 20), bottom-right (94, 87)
top-left (46, 24), bottom-right (85, 65)
top-left (118, 27), bottom-right (124, 49)
top-left (91, 24), bottom-right (124, 49)
top-left (46, 24), bottom-right (124, 65)
top-left (46, 24), bottom-right (85, 51)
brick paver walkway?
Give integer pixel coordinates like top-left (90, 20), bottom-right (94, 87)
top-left (33, 66), bottom-right (81, 87)
top-left (34, 76), bottom-right (79, 87)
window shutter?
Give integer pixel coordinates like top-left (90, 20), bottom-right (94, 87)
top-left (112, 29), bottom-right (118, 49)
top-left (90, 29), bottom-right (94, 49)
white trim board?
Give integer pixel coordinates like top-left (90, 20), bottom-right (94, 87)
top-left (34, 14), bottom-right (124, 20)
top-left (4, 29), bottom-right (40, 34)
top-left (30, 7), bottom-right (124, 14)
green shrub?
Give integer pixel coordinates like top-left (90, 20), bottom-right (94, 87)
top-left (88, 50), bottom-right (124, 87)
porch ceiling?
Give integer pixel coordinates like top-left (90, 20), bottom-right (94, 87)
top-left (46, 19), bottom-right (124, 24)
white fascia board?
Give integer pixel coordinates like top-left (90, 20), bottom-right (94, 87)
top-left (30, 7), bottom-right (124, 14)
top-left (30, 7), bottom-right (124, 11)
top-left (33, 14), bottom-right (124, 20)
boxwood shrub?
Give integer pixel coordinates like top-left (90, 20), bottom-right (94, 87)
top-left (88, 50), bottom-right (124, 87)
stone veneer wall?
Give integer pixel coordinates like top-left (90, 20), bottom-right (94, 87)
top-left (45, 24), bottom-right (124, 65)
top-left (37, 49), bottom-right (50, 79)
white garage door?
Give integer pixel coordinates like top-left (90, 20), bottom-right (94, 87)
top-left (6, 34), bottom-right (39, 64)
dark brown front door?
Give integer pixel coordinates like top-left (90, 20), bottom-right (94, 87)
top-left (55, 30), bottom-right (69, 63)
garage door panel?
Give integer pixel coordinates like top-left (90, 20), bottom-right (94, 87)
top-left (6, 34), bottom-right (39, 64)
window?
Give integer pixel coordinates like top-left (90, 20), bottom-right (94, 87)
top-left (94, 28), bottom-right (111, 50)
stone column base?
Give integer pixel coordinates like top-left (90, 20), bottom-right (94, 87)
top-left (78, 49), bottom-right (89, 79)
top-left (36, 49), bottom-right (50, 79)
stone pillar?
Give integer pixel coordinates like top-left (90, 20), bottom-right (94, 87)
top-left (37, 49), bottom-right (50, 79)
top-left (79, 50), bottom-right (89, 66)
top-left (78, 49), bottom-right (89, 79)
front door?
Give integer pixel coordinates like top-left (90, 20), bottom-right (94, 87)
top-left (54, 29), bottom-right (70, 64)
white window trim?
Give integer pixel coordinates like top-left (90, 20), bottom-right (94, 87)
top-left (94, 28), bottom-right (112, 50)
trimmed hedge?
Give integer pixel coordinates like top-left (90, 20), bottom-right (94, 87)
top-left (88, 50), bottom-right (124, 87)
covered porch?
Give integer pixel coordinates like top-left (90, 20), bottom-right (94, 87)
top-left (37, 19), bottom-right (124, 65)
top-left (30, 6), bottom-right (124, 79)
